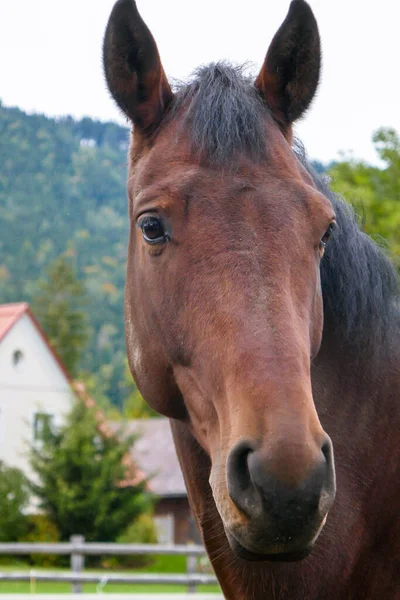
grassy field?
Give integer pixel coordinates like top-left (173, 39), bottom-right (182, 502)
top-left (0, 556), bottom-right (221, 595)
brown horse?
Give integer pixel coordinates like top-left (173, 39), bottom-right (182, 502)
top-left (103, 1), bottom-right (400, 598)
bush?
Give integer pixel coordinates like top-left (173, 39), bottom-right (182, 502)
top-left (118, 514), bottom-right (158, 545)
top-left (0, 461), bottom-right (30, 542)
top-left (22, 514), bottom-right (60, 567)
top-left (101, 514), bottom-right (158, 569)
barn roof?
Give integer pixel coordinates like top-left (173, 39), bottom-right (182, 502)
top-left (74, 382), bottom-right (147, 489)
top-left (110, 418), bottom-right (187, 498)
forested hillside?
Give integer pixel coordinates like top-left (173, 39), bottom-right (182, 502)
top-left (1, 102), bottom-right (398, 409)
top-left (0, 102), bottom-right (130, 405)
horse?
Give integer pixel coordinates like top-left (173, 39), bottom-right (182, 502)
top-left (103, 1), bottom-right (400, 598)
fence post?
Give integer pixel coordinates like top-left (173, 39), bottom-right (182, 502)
top-left (70, 535), bottom-right (84, 594)
top-left (187, 517), bottom-right (197, 593)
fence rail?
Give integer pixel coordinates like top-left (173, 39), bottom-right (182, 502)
top-left (0, 542), bottom-right (207, 556)
top-left (0, 570), bottom-right (217, 585)
top-left (0, 539), bottom-right (218, 595)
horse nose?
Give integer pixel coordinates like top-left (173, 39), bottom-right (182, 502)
top-left (227, 436), bottom-right (335, 528)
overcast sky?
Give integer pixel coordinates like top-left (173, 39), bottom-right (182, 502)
top-left (0, 0), bottom-right (398, 164)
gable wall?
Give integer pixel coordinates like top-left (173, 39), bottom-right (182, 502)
top-left (0, 314), bottom-right (73, 480)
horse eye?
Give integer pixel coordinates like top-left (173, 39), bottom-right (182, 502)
top-left (139, 216), bottom-right (169, 245)
top-left (320, 222), bottom-right (336, 251)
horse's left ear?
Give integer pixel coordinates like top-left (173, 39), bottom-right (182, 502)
top-left (103, 0), bottom-right (174, 134)
top-left (255, 0), bottom-right (320, 129)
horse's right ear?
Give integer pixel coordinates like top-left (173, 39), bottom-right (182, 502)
top-left (103, 0), bottom-right (174, 134)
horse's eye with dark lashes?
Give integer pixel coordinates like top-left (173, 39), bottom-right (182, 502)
top-left (139, 216), bottom-right (169, 245)
top-left (320, 222), bottom-right (336, 251)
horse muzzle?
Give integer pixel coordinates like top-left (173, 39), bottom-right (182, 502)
top-left (215, 435), bottom-right (336, 562)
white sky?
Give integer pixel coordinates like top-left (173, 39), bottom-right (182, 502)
top-left (0, 0), bottom-right (398, 164)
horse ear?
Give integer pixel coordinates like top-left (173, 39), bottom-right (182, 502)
top-left (103, 0), bottom-right (174, 133)
top-left (255, 0), bottom-right (320, 128)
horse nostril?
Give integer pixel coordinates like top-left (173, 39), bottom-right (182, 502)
top-left (227, 441), bottom-right (257, 515)
top-left (227, 441), bottom-right (253, 492)
top-left (321, 436), bottom-right (333, 463)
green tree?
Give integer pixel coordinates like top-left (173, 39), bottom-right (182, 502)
top-left (29, 399), bottom-right (152, 542)
top-left (32, 256), bottom-right (89, 377)
top-left (0, 461), bottom-right (30, 541)
top-left (329, 127), bottom-right (400, 258)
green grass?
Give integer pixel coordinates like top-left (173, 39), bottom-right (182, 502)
top-left (0, 560), bottom-right (221, 594)
top-left (0, 582), bottom-right (220, 594)
top-left (138, 554), bottom-right (187, 573)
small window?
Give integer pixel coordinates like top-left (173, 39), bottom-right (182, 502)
top-left (12, 349), bottom-right (24, 367)
top-left (33, 412), bottom-right (54, 441)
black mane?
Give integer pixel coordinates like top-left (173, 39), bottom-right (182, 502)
top-left (173, 63), bottom-right (399, 348)
top-left (172, 63), bottom-right (268, 164)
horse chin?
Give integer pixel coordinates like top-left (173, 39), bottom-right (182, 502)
top-left (225, 529), bottom-right (313, 563)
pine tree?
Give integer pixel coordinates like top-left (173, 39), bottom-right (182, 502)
top-left (32, 255), bottom-right (88, 377)
top-left (29, 399), bottom-right (152, 542)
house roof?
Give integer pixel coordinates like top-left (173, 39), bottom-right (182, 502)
top-left (110, 418), bottom-right (187, 498)
top-left (0, 302), bottom-right (72, 383)
top-left (0, 302), bottom-right (29, 342)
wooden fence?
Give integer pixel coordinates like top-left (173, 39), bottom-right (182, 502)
top-left (0, 538), bottom-right (219, 595)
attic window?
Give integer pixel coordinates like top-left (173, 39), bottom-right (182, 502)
top-left (12, 350), bottom-right (24, 367)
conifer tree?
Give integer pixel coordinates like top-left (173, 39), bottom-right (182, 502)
top-left (30, 399), bottom-right (151, 541)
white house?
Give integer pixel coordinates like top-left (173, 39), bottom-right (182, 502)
top-left (0, 303), bottom-right (74, 481)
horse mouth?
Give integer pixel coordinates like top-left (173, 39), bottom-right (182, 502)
top-left (225, 530), bottom-right (313, 563)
